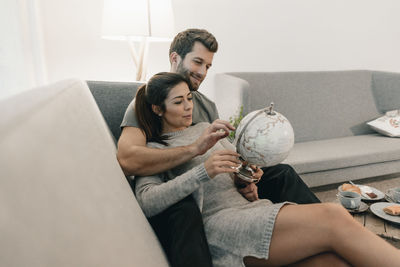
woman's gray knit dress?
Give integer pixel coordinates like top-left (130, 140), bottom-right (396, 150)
top-left (135, 122), bottom-right (289, 267)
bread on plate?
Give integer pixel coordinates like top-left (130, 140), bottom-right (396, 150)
top-left (341, 183), bottom-right (361, 195)
top-left (383, 205), bottom-right (400, 216)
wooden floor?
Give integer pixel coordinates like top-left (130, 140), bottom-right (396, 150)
top-left (312, 174), bottom-right (400, 203)
top-left (312, 174), bottom-right (400, 248)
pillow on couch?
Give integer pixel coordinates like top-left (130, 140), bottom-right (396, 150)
top-left (367, 110), bottom-right (400, 137)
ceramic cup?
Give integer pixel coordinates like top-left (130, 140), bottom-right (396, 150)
top-left (338, 191), bottom-right (361, 209)
top-left (387, 187), bottom-right (400, 203)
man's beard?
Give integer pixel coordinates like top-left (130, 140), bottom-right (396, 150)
top-left (176, 63), bottom-right (201, 91)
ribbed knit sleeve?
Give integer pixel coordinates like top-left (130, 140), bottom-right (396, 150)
top-left (135, 163), bottom-right (210, 217)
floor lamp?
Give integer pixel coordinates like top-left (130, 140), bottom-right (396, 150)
top-left (102, 0), bottom-right (174, 81)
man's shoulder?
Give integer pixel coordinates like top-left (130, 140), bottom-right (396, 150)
top-left (191, 91), bottom-right (219, 123)
top-left (192, 91), bottom-right (216, 105)
top-left (121, 98), bottom-right (140, 128)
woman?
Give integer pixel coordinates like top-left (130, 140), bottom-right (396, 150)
top-left (134, 72), bottom-right (400, 267)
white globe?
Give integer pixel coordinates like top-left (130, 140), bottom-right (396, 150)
top-left (234, 105), bottom-right (294, 167)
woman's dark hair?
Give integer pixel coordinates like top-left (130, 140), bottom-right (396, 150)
top-left (135, 72), bottom-right (190, 145)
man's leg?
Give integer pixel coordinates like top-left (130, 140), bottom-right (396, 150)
top-left (148, 195), bottom-right (213, 267)
top-left (258, 164), bottom-right (320, 204)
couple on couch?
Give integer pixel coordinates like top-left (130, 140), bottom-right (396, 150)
top-left (117, 29), bottom-right (400, 267)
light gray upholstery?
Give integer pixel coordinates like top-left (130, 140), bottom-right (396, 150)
top-left (371, 71), bottom-right (400, 113)
top-left (87, 80), bottom-right (143, 142)
top-left (0, 79), bottom-right (168, 267)
top-left (215, 70), bottom-right (400, 187)
top-left (286, 134), bottom-right (400, 173)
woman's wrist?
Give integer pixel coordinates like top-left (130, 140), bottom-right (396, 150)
top-left (187, 142), bottom-right (201, 157)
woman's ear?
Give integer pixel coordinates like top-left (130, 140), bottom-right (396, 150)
top-left (151, 104), bottom-right (163, 117)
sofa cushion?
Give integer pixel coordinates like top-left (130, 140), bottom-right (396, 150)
top-left (0, 79), bottom-right (168, 267)
top-left (284, 134), bottom-right (400, 174)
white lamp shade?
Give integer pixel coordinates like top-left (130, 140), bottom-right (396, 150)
top-left (102, 0), bottom-right (174, 41)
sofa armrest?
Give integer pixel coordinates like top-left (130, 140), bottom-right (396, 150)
top-left (214, 73), bottom-right (250, 120)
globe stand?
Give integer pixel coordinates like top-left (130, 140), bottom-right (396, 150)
top-left (235, 156), bottom-right (259, 183)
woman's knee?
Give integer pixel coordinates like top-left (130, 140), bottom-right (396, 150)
top-left (317, 203), bottom-right (357, 240)
top-left (320, 203), bottom-right (352, 222)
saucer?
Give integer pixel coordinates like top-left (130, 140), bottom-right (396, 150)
top-left (344, 201), bottom-right (369, 214)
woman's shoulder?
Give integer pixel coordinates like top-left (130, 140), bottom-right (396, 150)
top-left (193, 122), bottom-right (210, 129)
top-left (180, 122), bottom-right (209, 139)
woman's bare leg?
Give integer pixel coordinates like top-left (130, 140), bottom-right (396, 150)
top-left (244, 203), bottom-right (400, 267)
top-left (287, 252), bottom-right (351, 267)
top-left (245, 252), bottom-right (350, 267)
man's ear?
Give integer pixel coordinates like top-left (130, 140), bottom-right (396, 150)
top-left (169, 52), bottom-right (181, 70)
top-left (151, 105), bottom-right (163, 117)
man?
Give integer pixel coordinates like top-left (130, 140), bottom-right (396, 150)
top-left (117, 29), bottom-right (320, 267)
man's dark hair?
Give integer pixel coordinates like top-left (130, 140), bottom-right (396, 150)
top-left (169, 29), bottom-right (218, 59)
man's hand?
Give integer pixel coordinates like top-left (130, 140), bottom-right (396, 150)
top-left (192, 120), bottom-right (235, 156)
top-left (250, 165), bottom-right (263, 182)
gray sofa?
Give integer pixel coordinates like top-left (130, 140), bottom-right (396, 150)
top-left (0, 79), bottom-right (168, 267)
top-left (2, 71), bottom-right (399, 265)
top-left (215, 70), bottom-right (400, 187)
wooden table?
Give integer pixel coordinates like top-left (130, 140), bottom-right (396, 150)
top-left (351, 202), bottom-right (400, 248)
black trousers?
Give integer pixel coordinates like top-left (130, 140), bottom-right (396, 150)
top-left (148, 195), bottom-right (213, 267)
top-left (147, 164), bottom-right (320, 267)
top-left (258, 164), bottom-right (321, 204)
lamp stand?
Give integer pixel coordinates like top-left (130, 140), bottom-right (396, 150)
top-left (128, 36), bottom-right (149, 81)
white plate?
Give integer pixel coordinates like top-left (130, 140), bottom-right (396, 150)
top-left (338, 184), bottom-right (385, 201)
top-left (384, 194), bottom-right (399, 203)
top-left (385, 190), bottom-right (400, 204)
top-left (370, 202), bottom-right (400, 225)
top-left (346, 201), bottom-right (369, 214)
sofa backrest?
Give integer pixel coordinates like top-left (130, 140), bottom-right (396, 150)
top-left (219, 70), bottom-right (400, 143)
top-left (0, 79), bottom-right (168, 267)
top-left (371, 71), bottom-right (400, 113)
top-left (87, 80), bottom-right (142, 142)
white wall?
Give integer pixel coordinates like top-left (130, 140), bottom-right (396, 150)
top-left (0, 0), bottom-right (46, 99)
top-left (33, 0), bottom-right (400, 104)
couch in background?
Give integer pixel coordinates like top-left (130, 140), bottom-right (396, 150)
top-left (215, 70), bottom-right (400, 187)
top-left (0, 79), bottom-right (167, 267)
top-left (3, 71), bottom-right (400, 265)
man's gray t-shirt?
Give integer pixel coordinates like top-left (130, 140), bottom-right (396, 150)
top-left (121, 91), bottom-right (219, 128)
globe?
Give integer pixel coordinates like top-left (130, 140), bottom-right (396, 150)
top-left (234, 103), bottom-right (295, 168)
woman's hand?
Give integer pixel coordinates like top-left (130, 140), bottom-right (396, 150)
top-left (233, 165), bottom-right (263, 202)
top-left (192, 120), bottom-right (235, 156)
top-left (204, 150), bottom-right (240, 178)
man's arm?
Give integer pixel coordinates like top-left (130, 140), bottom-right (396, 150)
top-left (117, 127), bottom-right (197, 176)
top-left (117, 120), bottom-right (234, 176)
